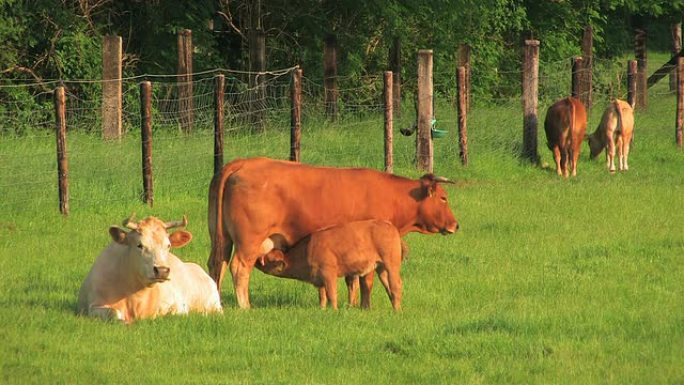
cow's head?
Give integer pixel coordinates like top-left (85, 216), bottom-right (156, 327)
top-left (414, 174), bottom-right (459, 235)
top-left (586, 132), bottom-right (603, 160)
top-left (109, 215), bottom-right (192, 285)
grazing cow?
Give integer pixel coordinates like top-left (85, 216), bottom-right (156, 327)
top-left (256, 221), bottom-right (409, 310)
top-left (544, 97), bottom-right (588, 177)
top-left (587, 99), bottom-right (634, 172)
top-left (208, 157), bottom-right (458, 309)
top-left (78, 215), bottom-right (222, 324)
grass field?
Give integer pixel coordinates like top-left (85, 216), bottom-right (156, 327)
top-left (2, 54), bottom-right (683, 385)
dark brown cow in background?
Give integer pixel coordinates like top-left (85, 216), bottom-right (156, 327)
top-left (544, 97), bottom-right (587, 177)
top-left (587, 99), bottom-right (635, 172)
top-left (208, 157), bottom-right (458, 309)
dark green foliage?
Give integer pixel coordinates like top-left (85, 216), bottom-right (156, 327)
top-left (0, 0), bottom-right (682, 133)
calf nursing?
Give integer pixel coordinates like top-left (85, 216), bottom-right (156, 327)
top-left (256, 220), bottom-right (404, 310)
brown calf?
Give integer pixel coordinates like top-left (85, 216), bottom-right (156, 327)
top-left (256, 219), bottom-right (404, 310)
top-left (588, 99), bottom-right (634, 172)
top-left (544, 97), bottom-right (588, 177)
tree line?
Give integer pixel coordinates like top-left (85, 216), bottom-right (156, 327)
top-left (0, 0), bottom-right (682, 106)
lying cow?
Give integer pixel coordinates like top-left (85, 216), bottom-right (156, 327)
top-left (256, 220), bottom-right (404, 310)
top-left (208, 157), bottom-right (459, 309)
top-left (544, 97), bottom-right (588, 177)
top-left (78, 215), bottom-right (222, 323)
top-left (587, 99), bottom-right (634, 172)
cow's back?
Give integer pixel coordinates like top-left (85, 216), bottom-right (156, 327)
top-left (306, 219), bottom-right (402, 277)
top-left (172, 259), bottom-right (222, 313)
top-left (224, 158), bottom-right (412, 245)
top-left (544, 97), bottom-right (587, 150)
top-left (614, 99), bottom-right (634, 137)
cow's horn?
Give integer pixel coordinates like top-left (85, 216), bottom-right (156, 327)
top-left (123, 213), bottom-right (139, 230)
top-left (434, 176), bottom-right (455, 184)
top-left (165, 215), bottom-right (188, 229)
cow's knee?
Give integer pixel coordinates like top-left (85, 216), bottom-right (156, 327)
top-left (89, 306), bottom-right (124, 322)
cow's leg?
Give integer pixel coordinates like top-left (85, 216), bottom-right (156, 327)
top-left (561, 148), bottom-right (570, 178)
top-left (359, 272), bottom-right (375, 309)
top-left (375, 265), bottom-right (392, 303)
top-left (622, 136), bottom-right (631, 171)
top-left (386, 268), bottom-right (403, 311)
top-left (607, 136), bottom-right (616, 172)
top-left (229, 250), bottom-right (257, 309)
top-left (552, 146), bottom-right (562, 176)
top-left (345, 276), bottom-right (359, 307)
top-left (323, 277), bottom-right (338, 310)
top-left (568, 148), bottom-right (576, 177)
top-left (318, 287), bottom-right (328, 308)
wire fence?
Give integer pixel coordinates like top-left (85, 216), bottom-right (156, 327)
top-left (0, 56), bottom-right (680, 217)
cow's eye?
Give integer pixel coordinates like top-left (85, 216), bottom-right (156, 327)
top-left (440, 196), bottom-right (447, 202)
top-left (137, 243), bottom-right (143, 249)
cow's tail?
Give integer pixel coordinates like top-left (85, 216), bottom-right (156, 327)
top-left (208, 159), bottom-right (244, 290)
top-left (569, 98), bottom-right (576, 141)
top-left (613, 100), bottom-right (623, 136)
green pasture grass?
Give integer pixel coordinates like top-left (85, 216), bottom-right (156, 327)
top-left (2, 54), bottom-right (684, 385)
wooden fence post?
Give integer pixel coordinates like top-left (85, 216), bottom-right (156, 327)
top-left (384, 71), bottom-right (393, 173)
top-left (140, 81), bottom-right (154, 206)
top-left (676, 57), bottom-right (684, 149)
top-left (581, 25), bottom-right (593, 109)
top-left (635, 25), bottom-right (648, 109)
top-left (324, 34), bottom-right (338, 121)
top-left (572, 56), bottom-right (582, 98)
top-left (416, 49), bottom-right (434, 173)
top-left (522, 40), bottom-right (540, 164)
top-left (54, 86), bottom-right (69, 216)
top-left (214, 74), bottom-right (225, 175)
top-left (671, 23), bottom-right (682, 92)
top-left (390, 37), bottom-right (401, 117)
top-left (457, 66), bottom-right (468, 166)
top-left (627, 60), bottom-right (637, 108)
top-left (458, 43), bottom-right (471, 112)
top-left (178, 29), bottom-right (193, 133)
top-left (290, 68), bottom-right (302, 162)
top-left (102, 35), bottom-right (122, 140)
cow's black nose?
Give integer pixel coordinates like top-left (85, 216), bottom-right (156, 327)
top-left (154, 266), bottom-right (170, 280)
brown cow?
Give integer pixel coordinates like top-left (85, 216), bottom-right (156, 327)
top-left (256, 220), bottom-right (404, 310)
top-left (78, 215), bottom-right (222, 323)
top-left (544, 97), bottom-right (588, 177)
top-left (208, 157), bottom-right (458, 309)
top-left (587, 99), bottom-right (634, 172)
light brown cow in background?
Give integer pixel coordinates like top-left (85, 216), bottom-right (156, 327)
top-left (256, 219), bottom-right (404, 311)
top-left (588, 99), bottom-right (634, 172)
top-left (78, 215), bottom-right (222, 324)
top-left (544, 97), bottom-right (588, 177)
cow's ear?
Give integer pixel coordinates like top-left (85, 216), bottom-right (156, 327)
top-left (109, 226), bottom-right (127, 244)
top-left (420, 174), bottom-right (436, 197)
top-left (169, 230), bottom-right (193, 248)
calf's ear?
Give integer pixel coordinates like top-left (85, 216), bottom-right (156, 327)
top-left (109, 226), bottom-right (128, 244)
top-left (169, 230), bottom-right (193, 248)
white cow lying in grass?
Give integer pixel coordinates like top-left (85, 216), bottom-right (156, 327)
top-left (78, 215), bottom-right (222, 323)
